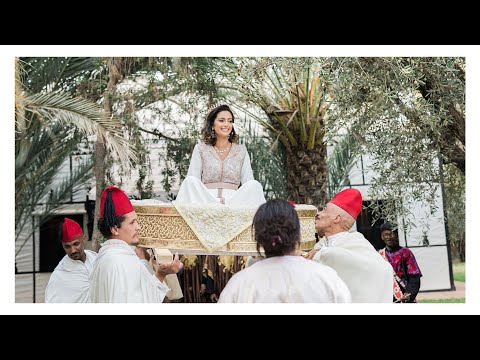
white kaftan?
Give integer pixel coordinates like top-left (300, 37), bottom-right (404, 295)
top-left (89, 239), bottom-right (169, 303)
top-left (312, 231), bottom-right (393, 303)
top-left (45, 250), bottom-right (97, 303)
top-left (175, 143), bottom-right (266, 207)
top-left (218, 255), bottom-right (351, 303)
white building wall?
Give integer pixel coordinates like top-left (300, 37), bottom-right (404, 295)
top-left (345, 153), bottom-right (453, 292)
top-left (410, 247), bottom-right (452, 291)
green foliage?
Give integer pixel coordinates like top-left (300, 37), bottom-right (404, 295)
top-left (327, 133), bottom-right (359, 198)
top-left (419, 298), bottom-right (465, 303)
top-left (444, 165), bottom-right (465, 261)
top-left (15, 58), bottom-right (134, 245)
top-left (240, 115), bottom-right (288, 200)
top-left (330, 57), bottom-right (465, 225)
top-left (136, 166), bottom-right (155, 199)
top-left (160, 118), bottom-right (202, 199)
top-left (453, 262), bottom-right (465, 282)
top-left (15, 94), bottom-right (98, 241)
top-left (105, 58), bottom-right (223, 197)
top-left (454, 272), bottom-right (465, 283)
top-left (20, 57), bottom-right (104, 94)
top-left (218, 57), bottom-right (333, 151)
top-left (215, 58), bottom-right (332, 205)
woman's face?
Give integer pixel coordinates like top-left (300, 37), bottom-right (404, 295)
top-left (212, 110), bottom-right (234, 139)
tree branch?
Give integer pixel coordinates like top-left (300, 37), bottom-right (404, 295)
top-left (138, 126), bottom-right (180, 143)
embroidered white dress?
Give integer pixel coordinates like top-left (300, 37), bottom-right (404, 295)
top-left (312, 231), bottom-right (394, 303)
top-left (45, 250), bottom-right (97, 303)
top-left (175, 143), bottom-right (266, 207)
top-left (218, 255), bottom-right (351, 303)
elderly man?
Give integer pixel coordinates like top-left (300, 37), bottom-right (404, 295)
top-left (89, 186), bottom-right (183, 303)
top-left (305, 188), bottom-right (393, 303)
top-left (45, 218), bottom-right (97, 303)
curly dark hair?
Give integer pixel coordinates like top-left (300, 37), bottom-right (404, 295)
top-left (252, 199), bottom-right (300, 258)
top-left (202, 104), bottom-right (239, 146)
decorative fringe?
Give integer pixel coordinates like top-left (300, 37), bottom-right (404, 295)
top-left (103, 190), bottom-right (118, 229)
top-left (57, 218), bottom-right (65, 244)
top-left (177, 255), bottom-right (249, 302)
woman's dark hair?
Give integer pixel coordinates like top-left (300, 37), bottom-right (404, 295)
top-left (202, 104), bottom-right (239, 146)
top-left (97, 215), bottom-right (126, 238)
top-left (252, 199), bottom-right (300, 258)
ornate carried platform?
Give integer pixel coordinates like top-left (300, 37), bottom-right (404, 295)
top-left (133, 202), bottom-right (318, 256)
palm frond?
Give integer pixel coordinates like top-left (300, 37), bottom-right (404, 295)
top-left (20, 57), bottom-right (102, 94)
top-left (15, 124), bottom-right (86, 234)
top-left (23, 92), bottom-right (136, 167)
top-left (15, 157), bottom-right (94, 253)
top-left (327, 133), bottom-right (359, 197)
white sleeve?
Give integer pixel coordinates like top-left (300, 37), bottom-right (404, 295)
top-left (140, 259), bottom-right (154, 274)
top-left (186, 144), bottom-right (202, 179)
top-left (241, 148), bottom-right (254, 184)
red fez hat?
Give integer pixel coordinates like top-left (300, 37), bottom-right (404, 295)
top-left (330, 188), bottom-right (362, 219)
top-left (100, 186), bottom-right (134, 219)
top-left (61, 218), bottom-right (83, 243)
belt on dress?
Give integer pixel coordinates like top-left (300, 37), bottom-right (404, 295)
top-left (204, 182), bottom-right (239, 190)
top-left (204, 182), bottom-right (239, 204)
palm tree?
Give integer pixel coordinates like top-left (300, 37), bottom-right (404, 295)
top-left (15, 58), bottom-right (135, 249)
top-left (221, 58), bottom-right (334, 207)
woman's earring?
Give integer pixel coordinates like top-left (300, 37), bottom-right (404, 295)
top-left (211, 130), bottom-right (216, 139)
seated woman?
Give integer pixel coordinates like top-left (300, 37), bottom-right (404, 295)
top-left (175, 104), bottom-right (266, 207)
top-left (218, 200), bottom-right (352, 303)
top-left (174, 104), bottom-right (266, 302)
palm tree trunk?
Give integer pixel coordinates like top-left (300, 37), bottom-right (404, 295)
top-left (92, 58), bottom-right (125, 251)
top-left (286, 142), bottom-right (328, 208)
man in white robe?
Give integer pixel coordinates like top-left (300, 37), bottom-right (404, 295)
top-left (306, 188), bottom-right (393, 303)
top-left (218, 199), bottom-right (351, 303)
top-left (89, 186), bottom-right (183, 303)
top-left (45, 218), bottom-right (97, 303)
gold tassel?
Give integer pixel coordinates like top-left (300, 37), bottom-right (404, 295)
top-left (181, 255), bottom-right (198, 270)
top-left (218, 255), bottom-right (235, 274)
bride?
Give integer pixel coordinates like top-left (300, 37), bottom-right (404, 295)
top-left (174, 104), bottom-right (266, 302)
top-left (175, 104), bottom-right (266, 207)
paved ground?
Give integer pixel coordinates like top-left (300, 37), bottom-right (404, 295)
top-left (15, 274), bottom-right (465, 303)
top-left (416, 281), bottom-right (465, 301)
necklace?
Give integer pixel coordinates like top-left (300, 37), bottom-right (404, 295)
top-left (214, 145), bottom-right (231, 154)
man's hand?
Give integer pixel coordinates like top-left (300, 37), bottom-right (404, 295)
top-left (400, 292), bottom-right (412, 302)
top-left (210, 293), bottom-right (218, 302)
top-left (305, 249), bottom-right (319, 260)
top-left (293, 249), bottom-right (308, 257)
top-left (156, 253), bottom-right (184, 276)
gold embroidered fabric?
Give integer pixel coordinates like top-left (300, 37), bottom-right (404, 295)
top-left (133, 202), bottom-right (318, 255)
top-left (173, 202), bottom-right (258, 252)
